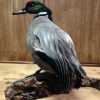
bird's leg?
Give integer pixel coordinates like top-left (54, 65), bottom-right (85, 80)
top-left (35, 69), bottom-right (44, 74)
top-left (25, 69), bottom-right (42, 78)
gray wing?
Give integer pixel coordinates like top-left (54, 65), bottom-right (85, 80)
top-left (31, 24), bottom-right (86, 92)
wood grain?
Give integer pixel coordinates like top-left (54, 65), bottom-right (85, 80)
top-left (0, 0), bottom-right (33, 61)
top-left (45, 0), bottom-right (100, 63)
top-left (0, 0), bottom-right (100, 63)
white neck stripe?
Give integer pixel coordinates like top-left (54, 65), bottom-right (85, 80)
top-left (38, 12), bottom-right (47, 15)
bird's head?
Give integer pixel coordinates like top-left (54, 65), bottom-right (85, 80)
top-left (13, 1), bottom-right (52, 16)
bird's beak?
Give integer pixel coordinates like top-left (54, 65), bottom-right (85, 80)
top-left (12, 8), bottom-right (27, 15)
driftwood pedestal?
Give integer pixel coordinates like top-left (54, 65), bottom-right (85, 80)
top-left (5, 70), bottom-right (100, 100)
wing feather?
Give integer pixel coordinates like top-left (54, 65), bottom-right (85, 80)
top-left (31, 23), bottom-right (86, 92)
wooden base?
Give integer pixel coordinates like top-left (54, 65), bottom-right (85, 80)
top-left (0, 63), bottom-right (100, 100)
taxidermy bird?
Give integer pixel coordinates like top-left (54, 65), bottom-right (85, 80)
top-left (13, 0), bottom-right (86, 93)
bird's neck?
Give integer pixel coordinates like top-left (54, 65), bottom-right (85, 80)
top-left (34, 12), bottom-right (53, 21)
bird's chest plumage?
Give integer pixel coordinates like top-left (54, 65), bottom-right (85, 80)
top-left (27, 18), bottom-right (42, 53)
top-left (26, 17), bottom-right (55, 73)
top-left (27, 16), bottom-right (56, 56)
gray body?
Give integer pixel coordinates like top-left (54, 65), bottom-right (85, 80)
top-left (27, 15), bottom-right (86, 92)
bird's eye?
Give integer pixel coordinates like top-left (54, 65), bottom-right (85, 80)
top-left (31, 3), bottom-right (34, 6)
